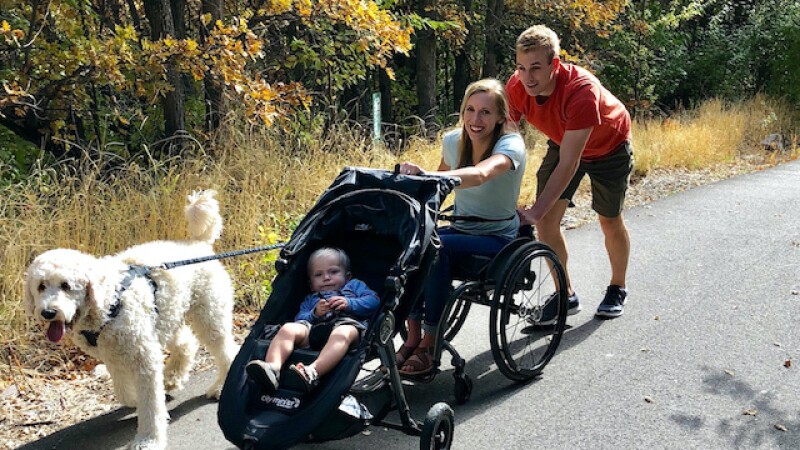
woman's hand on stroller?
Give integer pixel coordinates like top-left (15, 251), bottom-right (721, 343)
top-left (398, 162), bottom-right (425, 176)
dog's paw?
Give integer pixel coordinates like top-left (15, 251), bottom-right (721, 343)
top-left (127, 436), bottom-right (166, 450)
top-left (205, 384), bottom-right (223, 400)
top-left (164, 378), bottom-right (185, 393)
top-left (92, 364), bottom-right (111, 379)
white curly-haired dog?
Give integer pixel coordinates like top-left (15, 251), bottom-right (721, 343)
top-left (24, 190), bottom-right (238, 450)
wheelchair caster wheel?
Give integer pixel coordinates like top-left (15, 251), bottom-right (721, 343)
top-left (453, 373), bottom-right (472, 404)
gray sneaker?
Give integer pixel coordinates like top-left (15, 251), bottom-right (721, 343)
top-left (595, 285), bottom-right (627, 318)
top-left (530, 291), bottom-right (581, 326)
top-left (246, 360), bottom-right (279, 393)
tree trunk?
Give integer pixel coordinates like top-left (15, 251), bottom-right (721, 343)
top-left (201, 0), bottom-right (224, 132)
top-left (143, 0), bottom-right (186, 151)
top-left (169, 0), bottom-right (186, 39)
top-left (482, 0), bottom-right (505, 78)
top-left (453, 0), bottom-right (474, 112)
top-left (125, 0), bottom-right (143, 34)
top-left (379, 69), bottom-right (394, 125)
top-left (415, 0), bottom-right (437, 136)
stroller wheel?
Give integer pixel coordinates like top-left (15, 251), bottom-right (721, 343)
top-left (420, 402), bottom-right (454, 450)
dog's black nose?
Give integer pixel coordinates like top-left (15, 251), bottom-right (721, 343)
top-left (41, 309), bottom-right (57, 320)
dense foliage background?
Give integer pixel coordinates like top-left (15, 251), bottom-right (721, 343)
top-left (1, 0), bottom-right (798, 179)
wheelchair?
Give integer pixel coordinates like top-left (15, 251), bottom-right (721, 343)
top-left (404, 224), bottom-right (570, 404)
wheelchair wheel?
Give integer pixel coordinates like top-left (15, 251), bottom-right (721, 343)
top-left (489, 242), bottom-right (568, 381)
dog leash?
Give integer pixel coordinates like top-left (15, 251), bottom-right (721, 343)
top-left (152, 242), bottom-right (287, 271)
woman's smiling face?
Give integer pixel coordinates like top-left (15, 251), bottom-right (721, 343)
top-left (462, 91), bottom-right (503, 145)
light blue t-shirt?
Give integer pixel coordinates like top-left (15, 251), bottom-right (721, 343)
top-left (442, 129), bottom-right (526, 240)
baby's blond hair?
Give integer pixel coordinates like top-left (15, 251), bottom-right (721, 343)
top-left (308, 247), bottom-right (351, 276)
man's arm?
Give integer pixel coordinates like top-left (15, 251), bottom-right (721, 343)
top-left (520, 127), bottom-right (592, 224)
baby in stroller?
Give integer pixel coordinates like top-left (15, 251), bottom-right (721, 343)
top-left (245, 247), bottom-right (379, 393)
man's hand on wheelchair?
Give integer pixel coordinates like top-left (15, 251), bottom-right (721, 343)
top-left (517, 205), bottom-right (538, 225)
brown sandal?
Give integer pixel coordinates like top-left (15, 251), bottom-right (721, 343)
top-left (399, 347), bottom-right (433, 375)
top-left (395, 344), bottom-right (416, 366)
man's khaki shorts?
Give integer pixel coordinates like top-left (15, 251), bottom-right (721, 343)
top-left (536, 140), bottom-right (634, 218)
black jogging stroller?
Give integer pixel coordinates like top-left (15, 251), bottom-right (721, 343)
top-left (218, 166), bottom-right (462, 450)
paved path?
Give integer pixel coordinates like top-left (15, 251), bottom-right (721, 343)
top-left (20, 160), bottom-right (800, 450)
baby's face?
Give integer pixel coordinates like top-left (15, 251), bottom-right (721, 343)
top-left (309, 254), bottom-right (348, 293)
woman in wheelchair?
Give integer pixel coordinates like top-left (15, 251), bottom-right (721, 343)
top-left (396, 78), bottom-right (527, 375)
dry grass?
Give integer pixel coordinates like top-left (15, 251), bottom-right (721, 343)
top-left (1, 95), bottom-right (798, 353)
top-left (633, 95), bottom-right (797, 174)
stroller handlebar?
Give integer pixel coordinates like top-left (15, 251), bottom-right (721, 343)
top-left (392, 164), bottom-right (461, 187)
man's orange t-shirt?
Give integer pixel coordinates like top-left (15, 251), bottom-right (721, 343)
top-left (506, 63), bottom-right (631, 160)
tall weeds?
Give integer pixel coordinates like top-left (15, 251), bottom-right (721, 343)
top-left (633, 95), bottom-right (797, 174)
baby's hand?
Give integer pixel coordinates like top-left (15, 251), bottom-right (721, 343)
top-left (315, 299), bottom-right (332, 316)
top-left (327, 295), bottom-right (350, 311)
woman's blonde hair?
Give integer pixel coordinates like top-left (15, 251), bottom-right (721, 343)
top-left (456, 78), bottom-right (511, 168)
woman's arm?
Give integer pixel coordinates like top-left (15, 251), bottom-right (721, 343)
top-left (399, 154), bottom-right (513, 188)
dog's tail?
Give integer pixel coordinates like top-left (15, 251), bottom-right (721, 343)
top-left (185, 189), bottom-right (223, 244)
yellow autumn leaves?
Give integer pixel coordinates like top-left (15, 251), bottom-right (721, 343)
top-left (1, 0), bottom-right (410, 128)
top-left (1, 20), bottom-right (25, 42)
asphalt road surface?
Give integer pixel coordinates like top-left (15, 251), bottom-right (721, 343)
top-left (20, 160), bottom-right (800, 450)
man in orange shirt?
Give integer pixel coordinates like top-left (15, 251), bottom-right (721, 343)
top-left (507, 24), bottom-right (632, 322)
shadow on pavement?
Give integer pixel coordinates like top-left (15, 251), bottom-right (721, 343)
top-left (558, 316), bottom-right (607, 353)
top-left (17, 394), bottom-right (215, 450)
top-left (411, 314), bottom-right (608, 424)
top-left (668, 366), bottom-right (800, 450)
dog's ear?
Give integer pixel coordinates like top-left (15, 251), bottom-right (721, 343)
top-left (85, 270), bottom-right (110, 310)
top-left (84, 258), bottom-right (125, 311)
top-left (23, 267), bottom-right (35, 317)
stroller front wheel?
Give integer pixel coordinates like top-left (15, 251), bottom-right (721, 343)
top-left (421, 402), bottom-right (455, 450)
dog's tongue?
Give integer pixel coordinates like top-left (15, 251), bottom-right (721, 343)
top-left (47, 321), bottom-right (65, 343)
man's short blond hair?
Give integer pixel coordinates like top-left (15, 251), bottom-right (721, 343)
top-left (516, 25), bottom-right (560, 61)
